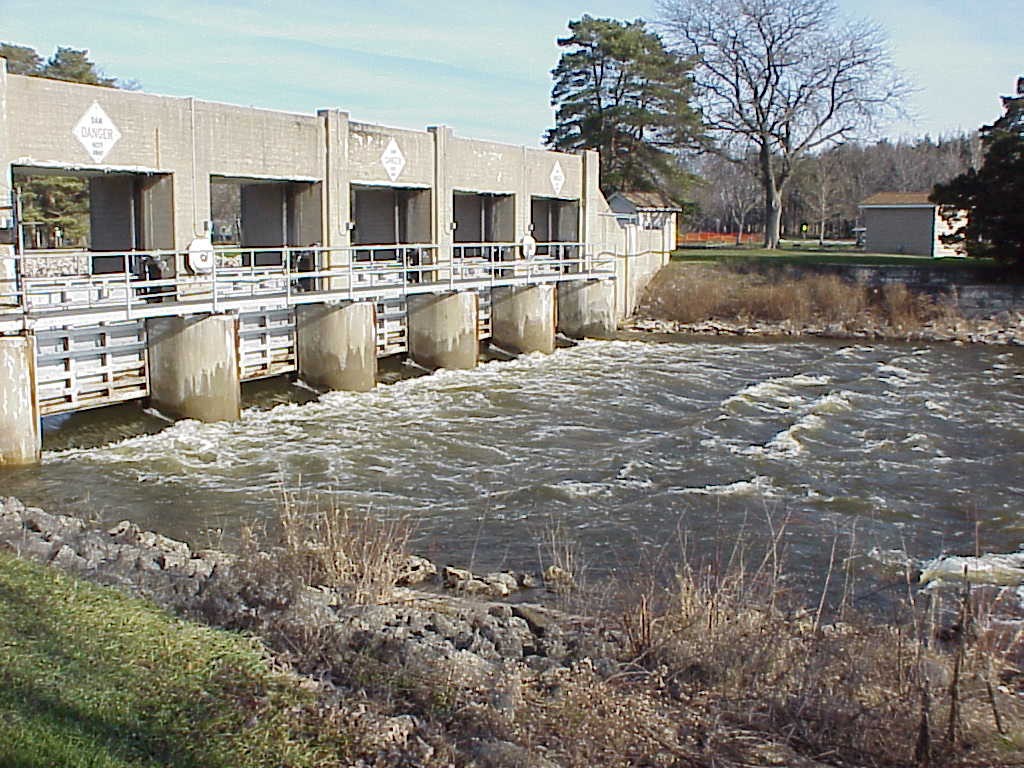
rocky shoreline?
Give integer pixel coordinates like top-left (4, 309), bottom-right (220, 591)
top-left (624, 312), bottom-right (1024, 345)
top-left (0, 496), bottom-right (630, 766)
top-left (3, 497), bottom-right (1019, 767)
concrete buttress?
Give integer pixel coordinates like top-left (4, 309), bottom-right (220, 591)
top-left (146, 314), bottom-right (241, 422)
top-left (491, 285), bottom-right (555, 355)
top-left (296, 301), bottom-right (377, 392)
top-left (557, 280), bottom-right (617, 339)
top-left (407, 292), bottom-right (478, 370)
top-left (0, 335), bottom-right (41, 466)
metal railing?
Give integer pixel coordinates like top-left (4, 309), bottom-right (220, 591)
top-left (0, 242), bottom-right (613, 331)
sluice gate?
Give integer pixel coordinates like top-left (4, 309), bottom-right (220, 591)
top-left (0, 59), bottom-right (678, 465)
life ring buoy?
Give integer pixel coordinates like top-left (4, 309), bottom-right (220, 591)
top-left (520, 234), bottom-right (537, 260)
top-left (186, 237), bottom-right (215, 274)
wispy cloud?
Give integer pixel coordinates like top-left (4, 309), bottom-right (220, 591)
top-left (4, 0), bottom-right (1018, 145)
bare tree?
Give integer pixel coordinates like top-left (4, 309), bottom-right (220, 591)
top-left (693, 155), bottom-right (761, 242)
top-left (658, 0), bottom-right (907, 248)
top-left (796, 151), bottom-right (844, 244)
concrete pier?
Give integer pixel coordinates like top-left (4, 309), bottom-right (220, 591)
top-left (491, 285), bottom-right (555, 355)
top-left (0, 335), bottom-right (40, 466)
top-left (296, 301), bottom-right (377, 392)
top-left (407, 292), bottom-right (479, 370)
top-left (557, 280), bottom-right (617, 339)
top-left (146, 314), bottom-right (241, 422)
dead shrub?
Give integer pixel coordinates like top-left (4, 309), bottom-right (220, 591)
top-left (613, 553), bottom-right (1024, 768)
top-left (805, 273), bottom-right (868, 323)
top-left (643, 264), bottom-right (973, 335)
top-left (277, 493), bottom-right (412, 605)
top-left (639, 265), bottom-right (726, 323)
top-left (877, 283), bottom-right (923, 331)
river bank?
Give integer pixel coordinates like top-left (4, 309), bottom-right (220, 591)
top-left (2, 496), bottom-right (1021, 767)
top-left (636, 262), bottom-right (1024, 345)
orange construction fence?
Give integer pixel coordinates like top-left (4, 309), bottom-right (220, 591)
top-left (677, 231), bottom-right (762, 246)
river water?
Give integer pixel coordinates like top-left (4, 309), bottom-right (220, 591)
top-left (3, 337), bottom-right (1022, 598)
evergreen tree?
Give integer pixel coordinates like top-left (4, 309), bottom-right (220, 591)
top-left (40, 47), bottom-right (117, 86)
top-left (1, 43), bottom-right (124, 246)
top-left (931, 78), bottom-right (1024, 267)
top-left (0, 43), bottom-right (43, 75)
top-left (545, 16), bottom-right (700, 199)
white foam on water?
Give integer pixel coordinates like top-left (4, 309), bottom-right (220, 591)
top-left (676, 475), bottom-right (778, 498)
top-left (721, 373), bottom-right (831, 411)
top-left (766, 413), bottom-right (826, 455)
top-left (920, 551), bottom-right (1024, 587)
top-left (552, 480), bottom-right (612, 499)
top-left (867, 546), bottom-right (917, 571)
top-left (142, 407), bottom-right (175, 424)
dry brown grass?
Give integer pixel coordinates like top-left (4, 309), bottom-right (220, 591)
top-left (277, 492), bottom-right (412, 605)
top-left (600, 554), bottom-right (1024, 768)
top-left (642, 263), bottom-right (964, 334)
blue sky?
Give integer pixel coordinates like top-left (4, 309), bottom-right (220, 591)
top-left (2, 0), bottom-right (1019, 146)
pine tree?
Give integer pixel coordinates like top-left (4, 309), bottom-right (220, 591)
top-left (545, 16), bottom-right (701, 199)
top-left (2, 43), bottom-right (123, 246)
top-left (932, 78), bottom-right (1024, 266)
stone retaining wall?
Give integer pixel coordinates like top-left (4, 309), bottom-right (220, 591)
top-left (736, 261), bottom-right (1024, 318)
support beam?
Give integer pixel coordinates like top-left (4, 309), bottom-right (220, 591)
top-left (491, 285), bottom-right (555, 355)
top-left (296, 301), bottom-right (376, 392)
top-left (557, 280), bottom-right (617, 339)
top-left (146, 314), bottom-right (240, 422)
top-left (407, 292), bottom-right (478, 370)
top-left (0, 335), bottom-right (40, 466)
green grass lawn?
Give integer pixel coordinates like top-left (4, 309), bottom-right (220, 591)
top-left (0, 551), bottom-right (351, 767)
top-left (672, 241), bottom-right (1000, 269)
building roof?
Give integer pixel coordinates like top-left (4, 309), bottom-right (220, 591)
top-left (859, 192), bottom-right (935, 208)
top-left (607, 190), bottom-right (682, 212)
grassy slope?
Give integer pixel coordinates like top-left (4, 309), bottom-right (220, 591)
top-left (673, 242), bottom-right (1001, 269)
top-left (0, 551), bottom-right (350, 768)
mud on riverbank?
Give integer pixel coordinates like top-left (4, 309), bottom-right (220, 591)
top-left (2, 496), bottom-right (1022, 767)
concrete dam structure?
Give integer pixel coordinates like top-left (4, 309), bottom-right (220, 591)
top-left (0, 59), bottom-right (677, 465)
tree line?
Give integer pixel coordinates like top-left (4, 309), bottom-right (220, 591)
top-left (544, 0), bottom-right (1022, 264)
top-left (691, 133), bottom-right (981, 243)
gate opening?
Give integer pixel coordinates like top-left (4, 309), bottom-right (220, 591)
top-left (210, 176), bottom-right (322, 266)
top-left (530, 196), bottom-right (579, 247)
top-left (351, 185), bottom-right (432, 282)
top-left (453, 192), bottom-right (514, 247)
top-left (13, 166), bottom-right (174, 277)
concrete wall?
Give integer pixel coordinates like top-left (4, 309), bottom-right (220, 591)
top-left (740, 261), bottom-right (1024, 318)
top-left (1, 67), bottom-right (677, 327)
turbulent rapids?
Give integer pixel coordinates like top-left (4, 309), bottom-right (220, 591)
top-left (4, 338), bottom-right (1023, 592)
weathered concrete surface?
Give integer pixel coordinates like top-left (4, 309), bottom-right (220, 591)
top-left (491, 285), bottom-right (555, 355)
top-left (557, 280), bottom-right (617, 339)
top-left (146, 314), bottom-right (240, 422)
top-left (0, 335), bottom-right (40, 466)
top-left (407, 292), bottom-right (478, 370)
top-left (296, 301), bottom-right (376, 392)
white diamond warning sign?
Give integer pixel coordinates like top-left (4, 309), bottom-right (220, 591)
top-left (73, 102), bottom-right (121, 163)
top-left (380, 138), bottom-right (406, 182)
top-left (550, 161), bottom-right (565, 196)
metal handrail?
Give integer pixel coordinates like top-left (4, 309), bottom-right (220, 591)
top-left (0, 242), bottom-right (614, 330)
